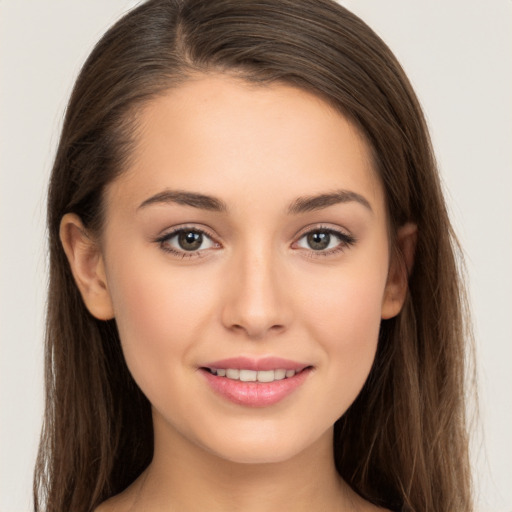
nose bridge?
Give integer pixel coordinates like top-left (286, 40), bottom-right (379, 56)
top-left (221, 237), bottom-right (290, 339)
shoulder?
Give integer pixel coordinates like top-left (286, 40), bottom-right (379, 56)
top-left (94, 470), bottom-right (147, 512)
top-left (93, 489), bottom-right (136, 512)
top-left (93, 498), bottom-right (122, 512)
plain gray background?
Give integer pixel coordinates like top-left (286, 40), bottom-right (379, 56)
top-left (1, 1), bottom-right (511, 511)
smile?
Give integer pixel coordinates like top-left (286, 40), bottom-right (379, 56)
top-left (200, 358), bottom-right (312, 407)
top-left (206, 368), bottom-right (300, 382)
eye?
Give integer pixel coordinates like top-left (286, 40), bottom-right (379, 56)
top-left (156, 227), bottom-right (218, 257)
top-left (295, 227), bottom-right (355, 254)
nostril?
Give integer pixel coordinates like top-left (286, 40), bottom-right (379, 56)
top-left (228, 322), bottom-right (285, 340)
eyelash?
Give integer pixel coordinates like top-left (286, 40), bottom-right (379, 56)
top-left (295, 226), bottom-right (356, 258)
top-left (154, 225), bottom-right (356, 259)
top-left (155, 226), bottom-right (219, 259)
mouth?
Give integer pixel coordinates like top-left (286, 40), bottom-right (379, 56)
top-left (201, 366), bottom-right (310, 383)
top-left (198, 358), bottom-right (313, 407)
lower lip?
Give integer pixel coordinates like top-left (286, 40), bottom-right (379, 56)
top-left (200, 368), bottom-right (312, 407)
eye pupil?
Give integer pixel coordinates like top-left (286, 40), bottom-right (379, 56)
top-left (178, 231), bottom-right (203, 251)
top-left (307, 231), bottom-right (330, 250)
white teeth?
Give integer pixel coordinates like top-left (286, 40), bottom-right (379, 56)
top-left (239, 369), bottom-right (257, 382)
top-left (226, 369), bottom-right (239, 379)
top-left (210, 368), bottom-right (300, 382)
top-left (274, 369), bottom-right (286, 380)
top-left (257, 370), bottom-right (275, 383)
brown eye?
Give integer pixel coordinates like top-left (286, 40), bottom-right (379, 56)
top-left (178, 230), bottom-right (203, 251)
top-left (306, 231), bottom-right (331, 251)
top-left (157, 228), bottom-right (217, 255)
top-left (295, 228), bottom-right (356, 255)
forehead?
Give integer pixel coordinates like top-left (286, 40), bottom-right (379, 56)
top-left (106, 74), bottom-right (385, 218)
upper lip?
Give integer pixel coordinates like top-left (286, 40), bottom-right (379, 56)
top-left (201, 356), bottom-right (311, 372)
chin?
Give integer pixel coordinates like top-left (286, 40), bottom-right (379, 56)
top-left (193, 422), bottom-right (332, 466)
top-left (206, 443), bottom-right (306, 465)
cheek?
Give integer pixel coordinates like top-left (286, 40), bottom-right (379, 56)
top-left (301, 250), bottom-right (387, 342)
top-left (299, 263), bottom-right (387, 413)
top-left (311, 274), bottom-right (383, 358)
top-left (105, 251), bottom-right (217, 390)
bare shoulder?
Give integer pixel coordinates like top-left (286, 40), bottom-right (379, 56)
top-left (93, 469), bottom-right (148, 512)
top-left (354, 490), bottom-right (393, 511)
top-left (93, 483), bottom-right (140, 512)
top-left (94, 494), bottom-right (131, 512)
top-left (93, 501), bottom-right (113, 512)
top-left (341, 478), bottom-right (394, 512)
top-left (347, 496), bottom-right (393, 512)
top-left (93, 494), bottom-right (129, 512)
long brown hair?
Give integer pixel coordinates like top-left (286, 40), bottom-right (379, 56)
top-left (35, 1), bottom-right (474, 510)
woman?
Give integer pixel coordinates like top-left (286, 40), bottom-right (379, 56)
top-left (34, 0), bottom-right (473, 510)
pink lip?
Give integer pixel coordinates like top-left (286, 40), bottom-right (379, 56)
top-left (199, 357), bottom-right (313, 407)
top-left (201, 368), bottom-right (311, 407)
top-left (202, 356), bottom-right (309, 372)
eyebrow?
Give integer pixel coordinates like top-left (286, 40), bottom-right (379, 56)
top-left (138, 188), bottom-right (372, 214)
top-left (287, 190), bottom-right (372, 214)
top-left (138, 190), bottom-right (228, 212)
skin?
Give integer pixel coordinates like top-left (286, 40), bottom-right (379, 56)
top-left (61, 74), bottom-right (416, 512)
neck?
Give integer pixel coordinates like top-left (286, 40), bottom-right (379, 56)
top-left (133, 412), bottom-right (361, 512)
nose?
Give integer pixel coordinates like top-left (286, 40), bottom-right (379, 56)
top-left (220, 246), bottom-right (292, 340)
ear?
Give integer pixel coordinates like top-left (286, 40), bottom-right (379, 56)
top-left (59, 213), bottom-right (114, 320)
top-left (381, 222), bottom-right (417, 320)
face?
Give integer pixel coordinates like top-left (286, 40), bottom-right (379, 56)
top-left (68, 75), bottom-right (406, 465)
